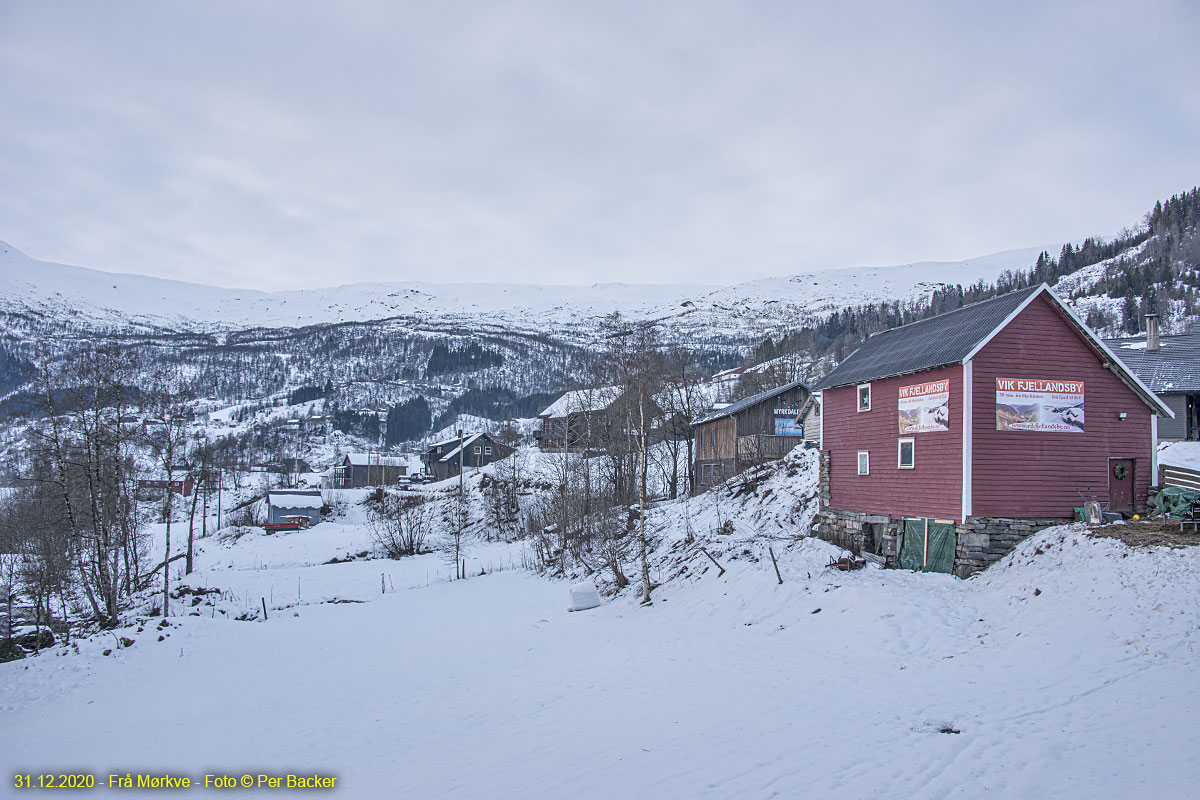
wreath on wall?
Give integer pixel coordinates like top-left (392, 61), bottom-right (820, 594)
top-left (1112, 462), bottom-right (1129, 480)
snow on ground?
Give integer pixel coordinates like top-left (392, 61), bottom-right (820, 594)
top-left (3, 453), bottom-right (1198, 798)
top-left (1160, 441), bottom-right (1200, 470)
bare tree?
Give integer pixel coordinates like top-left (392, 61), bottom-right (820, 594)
top-left (602, 314), bottom-right (664, 604)
top-left (369, 494), bottom-right (433, 558)
top-left (439, 494), bottom-right (470, 579)
top-left (24, 342), bottom-right (145, 628)
top-left (141, 369), bottom-right (194, 617)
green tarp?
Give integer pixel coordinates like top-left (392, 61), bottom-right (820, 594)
top-left (899, 518), bottom-right (926, 571)
top-left (899, 517), bottom-right (957, 574)
top-left (1152, 486), bottom-right (1200, 519)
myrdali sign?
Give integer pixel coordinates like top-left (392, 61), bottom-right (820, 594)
top-left (898, 380), bottom-right (950, 434)
top-left (995, 378), bottom-right (1085, 433)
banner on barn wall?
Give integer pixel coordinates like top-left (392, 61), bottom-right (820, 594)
top-left (774, 416), bottom-right (804, 436)
top-left (995, 378), bottom-right (1085, 432)
top-left (897, 379), bottom-right (950, 434)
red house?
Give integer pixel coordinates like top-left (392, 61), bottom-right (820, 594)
top-left (813, 284), bottom-right (1171, 576)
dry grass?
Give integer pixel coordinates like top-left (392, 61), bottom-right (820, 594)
top-left (1089, 520), bottom-right (1200, 549)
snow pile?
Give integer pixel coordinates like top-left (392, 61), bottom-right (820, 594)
top-left (1160, 441), bottom-right (1200, 470)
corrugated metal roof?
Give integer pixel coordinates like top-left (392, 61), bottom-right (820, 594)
top-left (816, 286), bottom-right (1042, 389)
top-left (693, 378), bottom-right (809, 425)
top-left (1103, 334), bottom-right (1200, 394)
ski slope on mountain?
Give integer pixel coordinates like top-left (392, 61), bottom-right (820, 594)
top-left (0, 240), bottom-right (1060, 338)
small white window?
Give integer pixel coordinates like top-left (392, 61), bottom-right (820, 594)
top-left (898, 438), bottom-right (915, 469)
top-left (857, 450), bottom-right (870, 475)
top-left (857, 384), bottom-right (871, 412)
top-left (473, 446), bottom-right (482, 454)
top-left (484, 447), bottom-right (492, 455)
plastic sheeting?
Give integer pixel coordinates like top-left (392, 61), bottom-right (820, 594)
top-left (1152, 487), bottom-right (1200, 519)
top-left (899, 518), bottom-right (956, 574)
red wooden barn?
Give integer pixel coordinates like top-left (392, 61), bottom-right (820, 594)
top-left (813, 284), bottom-right (1171, 576)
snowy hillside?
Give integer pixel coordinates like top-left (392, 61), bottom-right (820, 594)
top-left (0, 239), bottom-right (1060, 339)
top-left (2, 451), bottom-right (1197, 797)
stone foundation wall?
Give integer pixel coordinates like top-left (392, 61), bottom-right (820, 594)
top-left (952, 516), bottom-right (1066, 577)
top-left (815, 450), bottom-right (1067, 577)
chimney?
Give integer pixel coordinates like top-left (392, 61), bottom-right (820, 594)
top-left (1145, 314), bottom-right (1159, 351)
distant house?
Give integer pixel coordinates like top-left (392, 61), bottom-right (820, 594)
top-left (1105, 316), bottom-right (1200, 441)
top-left (266, 489), bottom-right (323, 527)
top-left (537, 386), bottom-right (666, 451)
top-left (692, 379), bottom-right (810, 489)
top-left (253, 457), bottom-right (312, 475)
top-left (537, 386), bottom-right (627, 450)
top-left (421, 433), bottom-right (514, 482)
top-left (332, 453), bottom-right (408, 488)
top-left (814, 284), bottom-right (1171, 577)
top-left (138, 468), bottom-right (194, 497)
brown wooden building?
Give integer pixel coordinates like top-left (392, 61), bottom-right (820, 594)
top-left (692, 379), bottom-right (810, 489)
top-left (332, 453), bottom-right (408, 488)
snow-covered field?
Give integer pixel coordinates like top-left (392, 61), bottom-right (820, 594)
top-left (3, 454), bottom-right (1197, 798)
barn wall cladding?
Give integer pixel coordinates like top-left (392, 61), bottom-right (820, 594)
top-left (970, 293), bottom-right (1153, 518)
top-left (812, 285), bottom-right (1170, 577)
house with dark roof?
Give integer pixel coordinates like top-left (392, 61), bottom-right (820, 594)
top-left (421, 432), bottom-right (514, 482)
top-left (332, 453), bottom-right (408, 488)
top-left (692, 379), bottom-right (810, 489)
top-left (813, 284), bottom-right (1171, 577)
top-left (1105, 316), bottom-right (1200, 441)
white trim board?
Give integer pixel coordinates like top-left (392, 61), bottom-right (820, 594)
top-left (962, 358), bottom-right (973, 522)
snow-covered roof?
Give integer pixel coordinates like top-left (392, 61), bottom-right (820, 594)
top-left (538, 386), bottom-right (624, 418)
top-left (430, 432), bottom-right (491, 462)
top-left (342, 453), bottom-right (406, 467)
top-left (267, 490), bottom-right (323, 509)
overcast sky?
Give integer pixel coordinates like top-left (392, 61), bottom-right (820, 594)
top-left (1, 1), bottom-right (1198, 291)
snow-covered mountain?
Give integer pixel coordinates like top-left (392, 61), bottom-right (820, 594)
top-left (0, 239), bottom-right (1059, 340)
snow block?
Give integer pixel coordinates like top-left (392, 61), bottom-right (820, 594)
top-left (568, 582), bottom-right (601, 612)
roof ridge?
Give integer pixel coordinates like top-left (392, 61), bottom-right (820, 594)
top-left (864, 284), bottom-right (1041, 340)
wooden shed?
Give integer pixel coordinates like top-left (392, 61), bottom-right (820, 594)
top-left (267, 489), bottom-right (323, 527)
top-left (692, 379), bottom-right (809, 489)
top-left (813, 284), bottom-right (1171, 576)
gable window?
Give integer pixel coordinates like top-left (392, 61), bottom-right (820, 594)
top-left (473, 446), bottom-right (482, 454)
top-left (484, 447), bottom-right (492, 455)
top-left (857, 384), bottom-right (872, 412)
top-left (898, 438), bottom-right (915, 469)
top-left (857, 450), bottom-right (870, 475)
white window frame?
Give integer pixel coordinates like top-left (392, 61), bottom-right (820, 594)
top-left (473, 446), bottom-right (482, 454)
top-left (857, 450), bottom-right (870, 475)
top-left (484, 446), bottom-right (492, 455)
top-left (857, 383), bottom-right (872, 412)
top-left (898, 437), bottom-right (915, 469)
